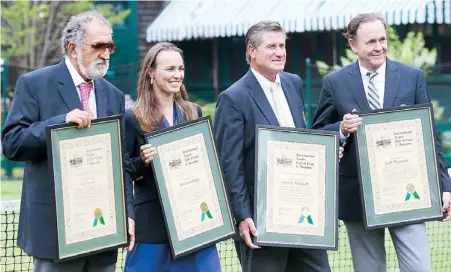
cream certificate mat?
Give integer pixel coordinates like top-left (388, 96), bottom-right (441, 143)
top-left (158, 133), bottom-right (224, 241)
top-left (59, 133), bottom-right (117, 244)
top-left (365, 118), bottom-right (432, 215)
top-left (266, 140), bottom-right (326, 237)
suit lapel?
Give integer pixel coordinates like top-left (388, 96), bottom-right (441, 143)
top-left (346, 61), bottom-right (370, 111)
top-left (56, 61), bottom-right (82, 111)
top-left (175, 104), bottom-right (185, 125)
top-left (94, 80), bottom-right (107, 118)
top-left (156, 118), bottom-right (168, 130)
top-left (156, 105), bottom-right (185, 130)
top-left (280, 73), bottom-right (305, 128)
top-left (245, 70), bottom-right (279, 126)
top-left (383, 59), bottom-right (399, 108)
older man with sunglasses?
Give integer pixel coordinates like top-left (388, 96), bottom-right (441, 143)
top-left (1, 11), bottom-right (134, 272)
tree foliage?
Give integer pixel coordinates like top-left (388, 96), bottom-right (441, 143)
top-left (315, 26), bottom-right (437, 76)
top-left (1, 1), bottom-right (130, 68)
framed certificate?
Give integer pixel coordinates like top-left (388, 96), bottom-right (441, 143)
top-left (254, 125), bottom-right (339, 250)
top-left (47, 115), bottom-right (128, 262)
top-left (355, 104), bottom-right (443, 229)
top-left (145, 116), bottom-right (235, 258)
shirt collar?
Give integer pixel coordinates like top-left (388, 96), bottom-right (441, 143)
top-left (358, 59), bottom-right (386, 79)
top-left (65, 57), bottom-right (92, 87)
top-left (251, 67), bottom-right (281, 91)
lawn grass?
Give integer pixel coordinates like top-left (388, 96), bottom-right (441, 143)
top-left (0, 180), bottom-right (23, 200)
top-left (1, 181), bottom-right (451, 272)
top-left (200, 102), bottom-right (216, 121)
top-left (0, 164), bottom-right (25, 179)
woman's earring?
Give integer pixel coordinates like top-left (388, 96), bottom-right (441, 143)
top-left (150, 77), bottom-right (154, 85)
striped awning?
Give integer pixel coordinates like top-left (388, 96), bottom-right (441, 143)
top-left (146, 0), bottom-right (450, 42)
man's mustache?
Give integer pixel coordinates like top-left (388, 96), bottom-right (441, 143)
top-left (93, 59), bottom-right (109, 65)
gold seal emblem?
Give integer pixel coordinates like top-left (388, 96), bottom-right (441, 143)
top-left (200, 202), bottom-right (208, 212)
top-left (406, 184), bottom-right (415, 193)
top-left (94, 208), bottom-right (102, 219)
top-left (301, 207), bottom-right (310, 216)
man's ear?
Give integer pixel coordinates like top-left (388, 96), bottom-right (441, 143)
top-left (248, 45), bottom-right (257, 60)
top-left (349, 39), bottom-right (358, 54)
top-left (68, 42), bottom-right (77, 59)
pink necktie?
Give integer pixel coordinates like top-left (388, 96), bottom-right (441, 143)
top-left (79, 82), bottom-right (93, 112)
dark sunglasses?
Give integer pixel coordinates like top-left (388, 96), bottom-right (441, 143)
top-left (83, 41), bottom-right (116, 53)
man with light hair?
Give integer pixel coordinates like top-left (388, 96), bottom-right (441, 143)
top-left (214, 20), bottom-right (336, 271)
top-left (2, 11), bottom-right (135, 271)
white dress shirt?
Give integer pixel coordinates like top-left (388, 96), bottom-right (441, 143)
top-left (340, 60), bottom-right (387, 141)
top-left (251, 68), bottom-right (295, 128)
top-left (65, 57), bottom-right (97, 118)
top-left (358, 60), bottom-right (386, 108)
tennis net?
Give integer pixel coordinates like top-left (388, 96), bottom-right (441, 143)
top-left (1, 200), bottom-right (450, 272)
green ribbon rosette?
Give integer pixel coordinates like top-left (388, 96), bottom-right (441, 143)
top-left (93, 208), bottom-right (105, 227)
top-left (298, 207), bottom-right (314, 225)
top-left (405, 184), bottom-right (420, 201)
top-left (200, 202), bottom-right (213, 222)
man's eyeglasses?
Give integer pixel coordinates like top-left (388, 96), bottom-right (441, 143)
top-left (82, 41), bottom-right (116, 53)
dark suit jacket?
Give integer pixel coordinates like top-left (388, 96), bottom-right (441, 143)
top-left (1, 61), bottom-right (133, 263)
top-left (124, 104), bottom-right (202, 243)
top-left (214, 70), bottom-right (306, 223)
top-left (311, 58), bottom-right (451, 221)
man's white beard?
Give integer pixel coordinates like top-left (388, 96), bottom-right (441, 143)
top-left (76, 48), bottom-right (109, 80)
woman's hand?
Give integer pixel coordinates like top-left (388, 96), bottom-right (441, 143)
top-left (140, 144), bottom-right (157, 166)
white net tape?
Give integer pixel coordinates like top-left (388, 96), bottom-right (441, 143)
top-left (0, 200), bottom-right (20, 213)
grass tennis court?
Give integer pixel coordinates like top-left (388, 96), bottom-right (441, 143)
top-left (0, 180), bottom-right (22, 200)
top-left (1, 180), bottom-right (451, 271)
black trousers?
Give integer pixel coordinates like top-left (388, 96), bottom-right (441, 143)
top-left (236, 240), bottom-right (331, 272)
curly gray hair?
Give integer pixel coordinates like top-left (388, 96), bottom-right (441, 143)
top-left (61, 11), bottom-right (111, 55)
